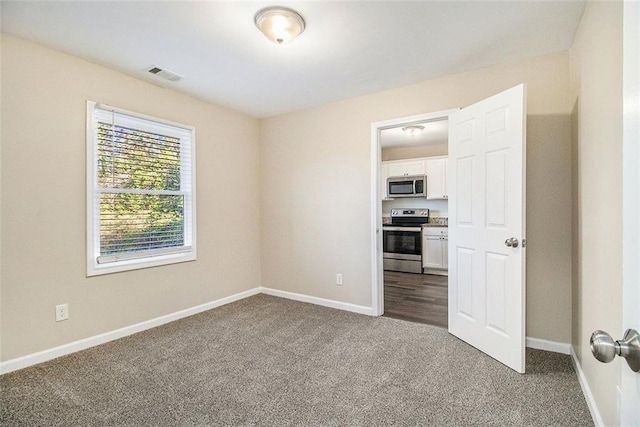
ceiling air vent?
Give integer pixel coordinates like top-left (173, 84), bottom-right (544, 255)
top-left (145, 65), bottom-right (184, 82)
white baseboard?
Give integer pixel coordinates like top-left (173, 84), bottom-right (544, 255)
top-left (570, 345), bottom-right (604, 427)
top-left (0, 287), bottom-right (576, 378)
top-left (0, 287), bottom-right (261, 375)
top-left (260, 287), bottom-right (374, 316)
top-left (525, 337), bottom-right (571, 355)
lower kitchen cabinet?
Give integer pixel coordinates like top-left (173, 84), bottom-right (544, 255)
top-left (422, 227), bottom-right (448, 275)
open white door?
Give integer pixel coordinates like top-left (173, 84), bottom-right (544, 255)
top-left (621, 0), bottom-right (640, 422)
top-left (448, 84), bottom-right (527, 373)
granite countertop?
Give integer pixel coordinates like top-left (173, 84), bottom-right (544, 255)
top-left (425, 217), bottom-right (448, 226)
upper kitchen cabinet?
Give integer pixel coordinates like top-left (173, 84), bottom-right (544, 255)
top-left (381, 156), bottom-right (449, 199)
top-left (426, 156), bottom-right (448, 200)
top-left (380, 162), bottom-right (390, 200)
top-left (386, 159), bottom-right (427, 177)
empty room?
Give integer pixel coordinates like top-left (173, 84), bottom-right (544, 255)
top-left (1, 1), bottom-right (639, 426)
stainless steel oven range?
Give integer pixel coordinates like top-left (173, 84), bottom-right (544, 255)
top-left (383, 208), bottom-right (429, 274)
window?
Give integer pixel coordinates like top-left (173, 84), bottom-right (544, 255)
top-left (87, 102), bottom-right (196, 276)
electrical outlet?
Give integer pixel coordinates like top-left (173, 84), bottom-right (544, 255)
top-left (336, 273), bottom-right (343, 286)
top-left (55, 303), bottom-right (69, 322)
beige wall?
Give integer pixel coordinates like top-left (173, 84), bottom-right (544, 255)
top-left (570, 2), bottom-right (623, 425)
top-left (0, 35), bottom-right (261, 361)
top-left (0, 26), bottom-right (590, 369)
top-left (381, 143), bottom-right (447, 161)
top-left (260, 52), bottom-right (573, 343)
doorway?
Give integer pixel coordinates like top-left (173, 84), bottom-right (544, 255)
top-left (370, 109), bottom-right (456, 327)
top-left (371, 86), bottom-right (527, 373)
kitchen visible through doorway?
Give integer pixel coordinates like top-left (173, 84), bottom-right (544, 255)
top-left (379, 117), bottom-right (450, 328)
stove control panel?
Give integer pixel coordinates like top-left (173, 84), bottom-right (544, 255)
top-left (390, 208), bottom-right (430, 218)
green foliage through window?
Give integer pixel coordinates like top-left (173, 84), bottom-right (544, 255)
top-left (97, 122), bottom-right (185, 255)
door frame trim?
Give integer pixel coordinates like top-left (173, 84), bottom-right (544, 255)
top-left (370, 109), bottom-right (458, 316)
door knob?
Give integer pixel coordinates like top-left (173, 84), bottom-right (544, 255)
top-left (505, 237), bottom-right (519, 248)
top-left (590, 329), bottom-right (640, 372)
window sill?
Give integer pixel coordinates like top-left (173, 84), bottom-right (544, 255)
top-left (87, 251), bottom-right (196, 277)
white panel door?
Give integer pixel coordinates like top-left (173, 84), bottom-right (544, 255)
top-left (448, 84), bottom-right (526, 373)
top-left (621, 1), bottom-right (640, 421)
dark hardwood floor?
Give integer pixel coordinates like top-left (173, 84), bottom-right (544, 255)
top-left (383, 271), bottom-right (448, 328)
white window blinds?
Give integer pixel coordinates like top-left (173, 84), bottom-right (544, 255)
top-left (87, 103), bottom-right (195, 274)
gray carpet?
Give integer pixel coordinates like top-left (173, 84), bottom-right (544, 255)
top-left (1, 294), bottom-right (592, 426)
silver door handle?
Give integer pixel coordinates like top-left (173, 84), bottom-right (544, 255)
top-left (505, 237), bottom-right (519, 248)
top-left (590, 329), bottom-right (640, 372)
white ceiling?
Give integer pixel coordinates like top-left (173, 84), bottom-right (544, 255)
top-left (381, 119), bottom-right (448, 148)
top-left (1, 1), bottom-right (585, 119)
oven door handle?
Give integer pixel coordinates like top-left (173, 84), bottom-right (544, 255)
top-left (382, 226), bottom-right (423, 232)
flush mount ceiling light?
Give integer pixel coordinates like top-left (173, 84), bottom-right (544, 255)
top-left (254, 6), bottom-right (306, 44)
top-left (402, 125), bottom-right (425, 137)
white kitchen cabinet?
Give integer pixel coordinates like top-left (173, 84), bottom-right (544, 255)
top-left (405, 160), bottom-right (427, 176)
top-left (385, 159), bottom-right (427, 178)
top-left (442, 234), bottom-right (448, 269)
top-left (380, 162), bottom-right (390, 200)
top-left (425, 156), bottom-right (449, 200)
top-left (381, 156), bottom-right (448, 199)
top-left (422, 227), bottom-right (448, 274)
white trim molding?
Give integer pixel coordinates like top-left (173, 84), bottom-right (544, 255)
top-left (260, 287), bottom-right (374, 316)
top-left (86, 101), bottom-right (197, 277)
top-left (0, 288), bottom-right (372, 375)
top-left (0, 286), bottom-right (578, 378)
top-left (570, 346), bottom-right (604, 427)
top-left (0, 287), bottom-right (261, 375)
top-left (525, 337), bottom-right (571, 355)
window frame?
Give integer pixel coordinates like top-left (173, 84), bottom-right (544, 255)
top-left (86, 101), bottom-right (196, 276)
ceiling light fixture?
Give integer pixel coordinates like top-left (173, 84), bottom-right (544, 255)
top-left (402, 125), bottom-right (425, 137)
top-left (254, 6), bottom-right (306, 44)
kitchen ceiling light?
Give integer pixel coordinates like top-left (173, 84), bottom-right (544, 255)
top-left (254, 6), bottom-right (306, 44)
top-left (402, 125), bottom-right (425, 137)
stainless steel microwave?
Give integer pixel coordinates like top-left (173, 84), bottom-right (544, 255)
top-left (387, 175), bottom-right (427, 198)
